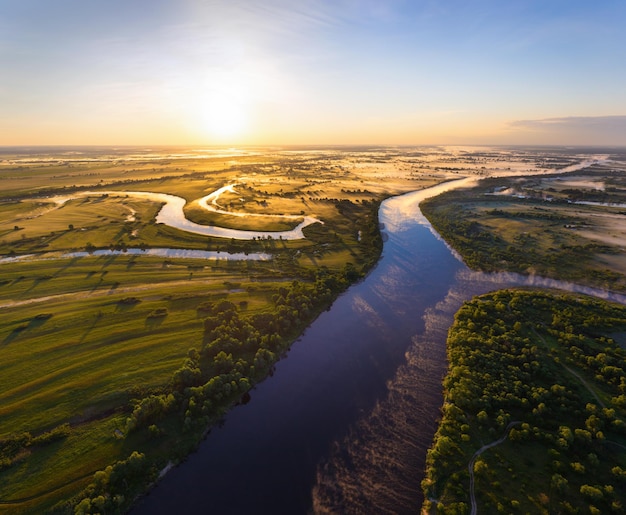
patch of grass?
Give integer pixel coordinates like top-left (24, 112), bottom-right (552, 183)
top-left (183, 202), bottom-right (299, 232)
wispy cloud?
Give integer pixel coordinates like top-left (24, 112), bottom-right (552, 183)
top-left (509, 115), bottom-right (626, 131)
top-left (506, 116), bottom-right (626, 145)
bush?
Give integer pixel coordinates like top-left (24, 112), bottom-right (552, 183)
top-left (147, 307), bottom-right (168, 319)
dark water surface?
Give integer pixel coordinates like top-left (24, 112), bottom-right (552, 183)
top-left (132, 181), bottom-right (623, 514)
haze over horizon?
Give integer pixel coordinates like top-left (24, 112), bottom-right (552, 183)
top-left (2, 0), bottom-right (625, 147)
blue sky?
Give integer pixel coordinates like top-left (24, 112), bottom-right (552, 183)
top-left (1, 0), bottom-right (625, 145)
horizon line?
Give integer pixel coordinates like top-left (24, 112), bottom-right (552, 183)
top-left (2, 143), bottom-right (626, 149)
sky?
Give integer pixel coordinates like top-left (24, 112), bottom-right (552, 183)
top-left (1, 0), bottom-right (625, 146)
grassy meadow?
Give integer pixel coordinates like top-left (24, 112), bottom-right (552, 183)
top-left (421, 159), bottom-right (626, 292)
top-left (0, 251), bottom-right (304, 513)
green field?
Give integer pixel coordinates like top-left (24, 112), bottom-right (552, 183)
top-left (421, 161), bottom-right (626, 293)
top-left (420, 156), bottom-right (626, 513)
top-left (0, 252), bottom-right (334, 513)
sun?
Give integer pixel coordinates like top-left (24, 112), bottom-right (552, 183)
top-left (199, 92), bottom-right (249, 141)
top-left (185, 67), bottom-right (257, 142)
top-left (194, 73), bottom-right (250, 143)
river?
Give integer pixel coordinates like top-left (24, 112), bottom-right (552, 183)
top-left (132, 171), bottom-right (621, 514)
top-left (49, 187), bottom-right (321, 240)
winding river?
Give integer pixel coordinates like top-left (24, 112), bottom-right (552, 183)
top-left (0, 248), bottom-right (271, 265)
top-left (132, 165), bottom-right (622, 514)
top-left (54, 185), bottom-right (322, 240)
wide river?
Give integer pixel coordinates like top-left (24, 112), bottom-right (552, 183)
top-left (132, 175), bottom-right (624, 514)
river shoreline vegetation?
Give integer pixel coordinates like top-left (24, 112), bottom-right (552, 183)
top-left (422, 289), bottom-right (626, 514)
top-left (1, 146), bottom-right (621, 513)
top-left (420, 153), bottom-right (626, 293)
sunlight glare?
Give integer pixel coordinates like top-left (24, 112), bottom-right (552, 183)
top-left (196, 77), bottom-right (250, 140)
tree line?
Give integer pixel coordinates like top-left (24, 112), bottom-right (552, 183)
top-left (60, 266), bottom-right (360, 514)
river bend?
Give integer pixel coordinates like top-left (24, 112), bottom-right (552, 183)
top-left (52, 186), bottom-right (321, 241)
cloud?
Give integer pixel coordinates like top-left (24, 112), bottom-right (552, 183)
top-left (509, 115), bottom-right (626, 131)
top-left (506, 116), bottom-right (626, 145)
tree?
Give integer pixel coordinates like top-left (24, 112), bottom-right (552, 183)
top-left (580, 484), bottom-right (603, 502)
top-left (551, 473), bottom-right (568, 493)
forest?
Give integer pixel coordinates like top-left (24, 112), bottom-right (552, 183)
top-left (422, 289), bottom-right (626, 514)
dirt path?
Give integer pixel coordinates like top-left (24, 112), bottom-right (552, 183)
top-left (0, 278), bottom-right (236, 310)
top-left (0, 274), bottom-right (298, 311)
top-left (532, 329), bottom-right (606, 408)
top-left (561, 363), bottom-right (606, 408)
top-left (468, 421), bottom-right (520, 515)
top-left (0, 471), bottom-right (96, 505)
